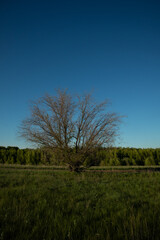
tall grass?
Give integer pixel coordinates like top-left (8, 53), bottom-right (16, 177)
top-left (0, 168), bottom-right (160, 239)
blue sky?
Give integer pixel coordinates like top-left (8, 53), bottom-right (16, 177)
top-left (0, 0), bottom-right (160, 148)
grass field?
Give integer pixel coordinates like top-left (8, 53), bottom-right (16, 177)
top-left (1, 166), bottom-right (160, 240)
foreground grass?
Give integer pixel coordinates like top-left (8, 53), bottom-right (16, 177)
top-left (0, 168), bottom-right (160, 240)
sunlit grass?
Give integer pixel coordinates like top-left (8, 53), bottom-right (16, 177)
top-left (1, 163), bottom-right (160, 171)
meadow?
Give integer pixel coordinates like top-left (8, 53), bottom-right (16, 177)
top-left (1, 166), bottom-right (160, 240)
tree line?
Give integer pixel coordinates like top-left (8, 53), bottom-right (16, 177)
top-left (1, 146), bottom-right (160, 166)
top-left (0, 147), bottom-right (57, 165)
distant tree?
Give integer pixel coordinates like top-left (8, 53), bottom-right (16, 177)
top-left (154, 149), bottom-right (160, 165)
top-left (144, 156), bottom-right (155, 166)
top-left (0, 149), bottom-right (7, 163)
top-left (16, 149), bottom-right (25, 164)
top-left (19, 90), bottom-right (122, 171)
top-left (30, 150), bottom-right (36, 165)
top-left (24, 150), bottom-right (31, 165)
top-left (7, 148), bottom-right (17, 164)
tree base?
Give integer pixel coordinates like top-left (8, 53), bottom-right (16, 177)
top-left (68, 165), bottom-right (84, 173)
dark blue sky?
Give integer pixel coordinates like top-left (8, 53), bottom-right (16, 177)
top-left (1, 0), bottom-right (160, 148)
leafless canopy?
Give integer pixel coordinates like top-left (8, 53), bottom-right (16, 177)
top-left (19, 90), bottom-right (122, 170)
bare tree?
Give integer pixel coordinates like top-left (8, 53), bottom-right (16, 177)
top-left (19, 90), bottom-right (122, 171)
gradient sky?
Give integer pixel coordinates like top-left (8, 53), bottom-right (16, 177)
top-left (0, 0), bottom-right (160, 148)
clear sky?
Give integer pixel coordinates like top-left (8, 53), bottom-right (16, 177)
top-left (0, 0), bottom-right (160, 148)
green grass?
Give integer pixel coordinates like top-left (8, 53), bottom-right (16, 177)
top-left (0, 164), bottom-right (67, 170)
top-left (1, 164), bottom-right (160, 171)
top-left (1, 167), bottom-right (160, 240)
top-left (89, 165), bottom-right (160, 171)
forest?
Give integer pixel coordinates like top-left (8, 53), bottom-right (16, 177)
top-left (1, 146), bottom-right (160, 166)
